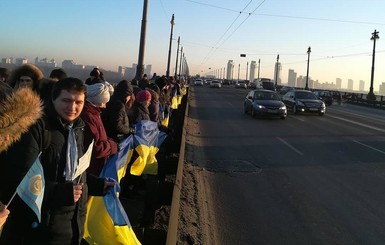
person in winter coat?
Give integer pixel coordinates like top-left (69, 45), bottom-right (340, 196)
top-left (81, 83), bottom-right (118, 177)
top-left (128, 89), bottom-right (151, 125)
top-left (0, 77), bottom-right (113, 245)
top-left (102, 80), bottom-right (135, 142)
top-left (0, 82), bottom-right (43, 230)
top-left (7, 64), bottom-right (44, 92)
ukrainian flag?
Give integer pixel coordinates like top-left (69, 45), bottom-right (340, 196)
top-left (84, 135), bottom-right (141, 245)
top-left (130, 120), bottom-right (167, 176)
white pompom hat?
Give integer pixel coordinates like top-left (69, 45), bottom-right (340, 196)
top-left (86, 83), bottom-right (110, 105)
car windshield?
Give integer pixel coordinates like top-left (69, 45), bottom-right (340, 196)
top-left (296, 91), bottom-right (318, 99)
top-left (254, 91), bottom-right (280, 100)
top-left (238, 81), bottom-right (245, 84)
top-left (212, 80), bottom-right (220, 83)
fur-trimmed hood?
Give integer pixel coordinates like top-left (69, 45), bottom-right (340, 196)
top-left (7, 64), bottom-right (44, 91)
top-left (0, 85), bottom-right (43, 152)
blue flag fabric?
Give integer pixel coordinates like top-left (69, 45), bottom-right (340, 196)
top-left (16, 156), bottom-right (45, 222)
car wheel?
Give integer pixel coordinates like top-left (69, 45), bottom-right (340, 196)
top-left (318, 112), bottom-right (325, 116)
top-left (293, 105), bottom-right (298, 114)
top-left (280, 115), bottom-right (286, 120)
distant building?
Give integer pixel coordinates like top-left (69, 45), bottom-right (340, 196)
top-left (62, 60), bottom-right (84, 70)
top-left (336, 78), bottom-right (342, 90)
top-left (380, 82), bottom-right (385, 96)
top-left (1, 57), bottom-right (13, 64)
top-left (15, 58), bottom-right (28, 66)
top-left (249, 61), bottom-right (256, 82)
top-left (35, 57), bottom-right (57, 68)
top-left (288, 69), bottom-right (297, 87)
top-left (359, 80), bottom-right (365, 92)
top-left (347, 79), bottom-right (353, 90)
top-left (227, 60), bottom-right (234, 80)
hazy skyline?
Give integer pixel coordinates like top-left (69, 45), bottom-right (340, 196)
top-left (1, 0), bottom-right (385, 91)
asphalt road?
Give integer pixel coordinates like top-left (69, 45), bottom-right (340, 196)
top-left (185, 84), bottom-right (385, 245)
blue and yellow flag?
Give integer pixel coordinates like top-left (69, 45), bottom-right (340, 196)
top-left (16, 156), bottom-right (45, 223)
top-left (83, 135), bottom-right (140, 245)
top-left (130, 120), bottom-right (167, 176)
top-left (84, 121), bottom-right (167, 244)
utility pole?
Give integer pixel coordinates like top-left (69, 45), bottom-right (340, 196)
top-left (305, 47), bottom-right (311, 90)
top-left (166, 14), bottom-right (175, 77)
top-left (237, 64), bottom-right (240, 81)
top-left (135, 0), bottom-right (148, 81)
top-left (275, 54), bottom-right (279, 87)
top-left (368, 29), bottom-right (379, 100)
top-left (174, 36), bottom-right (180, 77)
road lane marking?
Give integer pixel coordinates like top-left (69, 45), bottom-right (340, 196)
top-left (276, 137), bottom-right (304, 155)
top-left (327, 114), bottom-right (385, 133)
top-left (352, 140), bottom-right (385, 155)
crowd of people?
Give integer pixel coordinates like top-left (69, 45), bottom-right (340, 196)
top-left (0, 64), bottom-right (187, 244)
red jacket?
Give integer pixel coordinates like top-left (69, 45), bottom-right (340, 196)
top-left (81, 102), bottom-right (118, 176)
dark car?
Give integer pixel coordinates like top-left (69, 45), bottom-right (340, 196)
top-left (314, 91), bottom-right (333, 106)
top-left (282, 90), bottom-right (326, 116)
top-left (244, 89), bottom-right (287, 119)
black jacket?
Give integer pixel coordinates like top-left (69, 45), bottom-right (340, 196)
top-left (0, 103), bottom-right (105, 245)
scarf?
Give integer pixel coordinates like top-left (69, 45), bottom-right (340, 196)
top-left (65, 123), bottom-right (78, 181)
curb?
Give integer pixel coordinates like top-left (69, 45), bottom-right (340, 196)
top-left (166, 88), bottom-right (190, 245)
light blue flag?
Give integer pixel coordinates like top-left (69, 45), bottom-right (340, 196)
top-left (16, 156), bottom-right (45, 222)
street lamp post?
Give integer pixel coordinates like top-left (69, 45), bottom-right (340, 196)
top-left (135, 0), bottom-right (148, 81)
top-left (246, 62), bottom-right (249, 81)
top-left (257, 59), bottom-right (260, 79)
top-left (368, 29), bottom-right (379, 101)
top-left (179, 47), bottom-right (183, 77)
top-left (305, 47), bottom-right (311, 90)
top-left (174, 36), bottom-right (180, 77)
top-left (274, 54), bottom-right (279, 87)
top-left (166, 14), bottom-right (175, 78)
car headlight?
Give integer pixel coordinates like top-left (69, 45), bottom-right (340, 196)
top-left (320, 102), bottom-right (326, 108)
top-left (255, 104), bottom-right (265, 109)
top-left (296, 100), bottom-right (305, 106)
top-left (280, 105), bottom-right (286, 110)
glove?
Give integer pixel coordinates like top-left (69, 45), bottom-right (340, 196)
top-left (103, 178), bottom-right (118, 194)
top-left (128, 127), bottom-right (136, 135)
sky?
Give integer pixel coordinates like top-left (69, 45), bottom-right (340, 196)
top-left (1, 0), bottom-right (385, 91)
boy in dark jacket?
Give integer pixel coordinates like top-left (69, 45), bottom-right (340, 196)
top-left (0, 78), bottom-right (113, 245)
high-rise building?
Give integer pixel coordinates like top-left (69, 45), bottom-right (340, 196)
top-left (227, 60), bottom-right (234, 80)
top-left (336, 78), bottom-right (342, 89)
top-left (348, 79), bottom-right (354, 90)
top-left (359, 80), bottom-right (365, 91)
top-left (274, 62), bottom-right (282, 84)
top-left (1, 57), bottom-right (13, 64)
top-left (379, 82), bottom-right (385, 96)
top-left (288, 69), bottom-right (297, 87)
top-left (249, 61), bottom-right (256, 82)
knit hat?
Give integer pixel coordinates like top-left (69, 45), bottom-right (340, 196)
top-left (87, 83), bottom-right (110, 105)
top-left (136, 89), bottom-right (151, 102)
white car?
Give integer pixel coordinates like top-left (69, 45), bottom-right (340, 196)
top-left (210, 80), bottom-right (222, 88)
top-left (194, 79), bottom-right (204, 86)
top-left (235, 81), bottom-right (247, 89)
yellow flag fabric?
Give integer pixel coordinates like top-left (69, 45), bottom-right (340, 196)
top-left (130, 121), bottom-right (167, 176)
top-left (171, 96), bottom-right (178, 109)
top-left (161, 115), bottom-right (169, 127)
